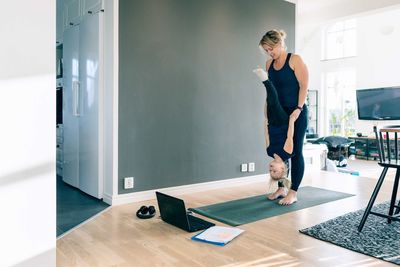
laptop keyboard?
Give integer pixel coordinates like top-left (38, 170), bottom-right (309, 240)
top-left (188, 214), bottom-right (214, 231)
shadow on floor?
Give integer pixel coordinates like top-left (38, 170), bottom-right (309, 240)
top-left (57, 176), bottom-right (109, 237)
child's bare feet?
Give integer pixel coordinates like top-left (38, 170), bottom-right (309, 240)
top-left (279, 189), bottom-right (297, 205)
top-left (267, 187), bottom-right (288, 200)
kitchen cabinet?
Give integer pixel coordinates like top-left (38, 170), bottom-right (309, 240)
top-left (63, 11), bottom-right (103, 199)
top-left (64, 0), bottom-right (81, 28)
top-left (82, 0), bottom-right (102, 14)
top-left (63, 0), bottom-right (103, 30)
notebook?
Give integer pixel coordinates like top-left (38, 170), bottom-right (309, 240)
top-left (155, 191), bottom-right (215, 232)
top-left (191, 226), bottom-right (244, 246)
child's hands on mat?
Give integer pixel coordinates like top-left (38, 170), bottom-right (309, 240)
top-left (253, 67), bottom-right (268, 82)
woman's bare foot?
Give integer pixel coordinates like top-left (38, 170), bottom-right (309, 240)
top-left (279, 189), bottom-right (297, 205)
top-left (267, 187), bottom-right (288, 200)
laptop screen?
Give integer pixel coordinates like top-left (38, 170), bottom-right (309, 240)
top-left (156, 191), bottom-right (190, 231)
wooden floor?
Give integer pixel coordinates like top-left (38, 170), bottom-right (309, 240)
top-left (57, 169), bottom-right (398, 267)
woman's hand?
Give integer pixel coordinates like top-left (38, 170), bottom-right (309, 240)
top-left (290, 108), bottom-right (301, 121)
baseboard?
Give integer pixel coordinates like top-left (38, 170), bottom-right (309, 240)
top-left (105, 174), bottom-right (267, 206)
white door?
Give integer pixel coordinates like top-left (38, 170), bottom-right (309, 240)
top-left (62, 25), bottom-right (80, 188)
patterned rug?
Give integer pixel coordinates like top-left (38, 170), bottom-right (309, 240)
top-left (300, 202), bottom-right (400, 265)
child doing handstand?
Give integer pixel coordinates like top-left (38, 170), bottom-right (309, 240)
top-left (253, 68), bottom-right (296, 203)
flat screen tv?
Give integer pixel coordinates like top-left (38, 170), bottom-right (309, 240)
top-left (356, 87), bottom-right (400, 120)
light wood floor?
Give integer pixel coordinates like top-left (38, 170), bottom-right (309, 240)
top-left (57, 168), bottom-right (398, 267)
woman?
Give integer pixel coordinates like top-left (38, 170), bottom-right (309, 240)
top-left (259, 29), bottom-right (309, 205)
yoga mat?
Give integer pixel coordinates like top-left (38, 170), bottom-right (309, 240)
top-left (300, 201), bottom-right (400, 265)
top-left (189, 186), bottom-right (354, 226)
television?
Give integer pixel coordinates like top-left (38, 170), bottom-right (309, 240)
top-left (356, 87), bottom-right (400, 120)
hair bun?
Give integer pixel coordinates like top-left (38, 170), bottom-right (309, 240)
top-left (278, 30), bottom-right (287, 40)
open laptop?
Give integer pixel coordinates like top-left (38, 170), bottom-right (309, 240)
top-left (156, 191), bottom-right (215, 232)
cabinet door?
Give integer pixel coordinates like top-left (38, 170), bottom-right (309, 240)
top-left (82, 0), bottom-right (102, 14)
top-left (62, 25), bottom-right (80, 188)
top-left (64, 0), bottom-right (81, 28)
top-left (78, 12), bottom-right (102, 199)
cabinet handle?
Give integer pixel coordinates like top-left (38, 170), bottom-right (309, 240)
top-left (76, 81), bottom-right (81, 116)
top-left (72, 81), bottom-right (80, 116)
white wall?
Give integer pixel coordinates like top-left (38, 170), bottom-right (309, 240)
top-left (0, 1), bottom-right (56, 267)
top-left (297, 1), bottom-right (400, 136)
top-left (103, 0), bottom-right (119, 204)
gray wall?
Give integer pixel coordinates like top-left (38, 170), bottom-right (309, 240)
top-left (119, 0), bottom-right (295, 193)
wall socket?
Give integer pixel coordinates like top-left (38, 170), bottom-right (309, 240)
top-left (124, 177), bottom-right (134, 189)
top-left (248, 162), bottom-right (255, 172)
top-left (240, 163), bottom-right (248, 172)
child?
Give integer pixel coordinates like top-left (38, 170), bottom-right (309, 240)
top-left (253, 68), bottom-right (296, 199)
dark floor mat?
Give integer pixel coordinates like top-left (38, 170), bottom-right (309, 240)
top-left (57, 176), bottom-right (109, 236)
top-left (189, 186), bottom-right (354, 226)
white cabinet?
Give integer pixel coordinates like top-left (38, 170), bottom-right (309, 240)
top-left (63, 0), bottom-right (102, 30)
top-left (63, 12), bottom-right (103, 199)
top-left (82, 0), bottom-right (103, 14)
top-left (64, 0), bottom-right (81, 28)
top-left (303, 143), bottom-right (328, 170)
top-left (56, 0), bottom-right (64, 44)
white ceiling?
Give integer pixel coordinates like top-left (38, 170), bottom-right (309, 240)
top-left (296, 0), bottom-right (400, 24)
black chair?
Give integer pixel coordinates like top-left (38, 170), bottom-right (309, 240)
top-left (358, 125), bottom-right (400, 232)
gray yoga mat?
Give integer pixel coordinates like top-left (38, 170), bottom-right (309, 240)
top-left (189, 186), bottom-right (354, 226)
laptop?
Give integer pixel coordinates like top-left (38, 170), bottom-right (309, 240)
top-left (156, 191), bottom-right (215, 232)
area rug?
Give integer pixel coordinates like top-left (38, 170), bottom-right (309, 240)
top-left (189, 186), bottom-right (354, 226)
top-left (300, 201), bottom-right (400, 265)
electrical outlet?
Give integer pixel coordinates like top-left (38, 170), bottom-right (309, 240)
top-left (248, 162), bottom-right (255, 172)
top-left (124, 177), bottom-right (134, 189)
top-left (240, 163), bottom-right (248, 172)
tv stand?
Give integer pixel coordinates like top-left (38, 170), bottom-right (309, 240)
top-left (349, 136), bottom-right (378, 160)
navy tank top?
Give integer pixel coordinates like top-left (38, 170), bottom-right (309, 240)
top-left (268, 53), bottom-right (300, 108)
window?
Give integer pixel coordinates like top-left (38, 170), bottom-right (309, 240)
top-left (324, 70), bottom-right (356, 137)
top-left (322, 19), bottom-right (356, 60)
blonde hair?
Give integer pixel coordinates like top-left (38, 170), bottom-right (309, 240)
top-left (269, 161), bottom-right (291, 190)
top-left (259, 29), bottom-right (287, 47)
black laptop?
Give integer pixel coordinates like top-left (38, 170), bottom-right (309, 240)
top-left (155, 191), bottom-right (215, 232)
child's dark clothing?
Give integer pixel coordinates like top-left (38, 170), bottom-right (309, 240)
top-left (262, 80), bottom-right (294, 161)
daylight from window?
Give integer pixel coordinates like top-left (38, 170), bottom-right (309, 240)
top-left (325, 70), bottom-right (356, 137)
top-left (322, 19), bottom-right (357, 60)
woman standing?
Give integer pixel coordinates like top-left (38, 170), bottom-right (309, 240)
top-left (259, 29), bottom-right (309, 205)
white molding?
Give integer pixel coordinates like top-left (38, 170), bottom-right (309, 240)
top-left (106, 174), bottom-right (267, 206)
top-left (112, 0), bottom-right (119, 198)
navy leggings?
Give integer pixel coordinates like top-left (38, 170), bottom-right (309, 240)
top-left (278, 105), bottom-right (308, 191)
top-left (263, 80), bottom-right (289, 126)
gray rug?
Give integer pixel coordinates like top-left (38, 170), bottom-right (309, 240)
top-left (300, 202), bottom-right (400, 265)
